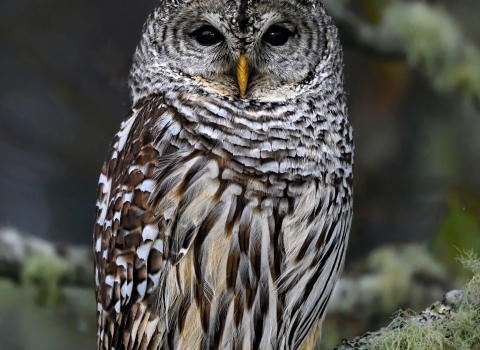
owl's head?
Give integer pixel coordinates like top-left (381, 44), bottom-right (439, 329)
top-left (129, 0), bottom-right (342, 105)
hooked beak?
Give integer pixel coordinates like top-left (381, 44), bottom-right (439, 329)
top-left (236, 53), bottom-right (249, 97)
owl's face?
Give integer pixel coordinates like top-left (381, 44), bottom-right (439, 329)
top-left (130, 0), bottom-right (330, 103)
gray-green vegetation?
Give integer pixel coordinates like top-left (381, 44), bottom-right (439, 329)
top-left (332, 252), bottom-right (480, 350)
top-left (21, 253), bottom-right (68, 307)
top-left (383, 2), bottom-right (480, 103)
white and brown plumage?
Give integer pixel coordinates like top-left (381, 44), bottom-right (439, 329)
top-left (93, 0), bottom-right (353, 349)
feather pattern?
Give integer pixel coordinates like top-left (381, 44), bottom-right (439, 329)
top-left (94, 1), bottom-right (353, 349)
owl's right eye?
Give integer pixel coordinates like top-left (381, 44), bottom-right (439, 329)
top-left (190, 25), bottom-right (224, 46)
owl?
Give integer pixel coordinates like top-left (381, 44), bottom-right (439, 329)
top-left (93, 0), bottom-right (353, 349)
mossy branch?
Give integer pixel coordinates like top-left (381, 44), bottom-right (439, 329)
top-left (325, 0), bottom-right (405, 59)
top-left (0, 228), bottom-right (92, 289)
top-left (334, 251), bottom-right (480, 350)
top-left (326, 0), bottom-right (480, 103)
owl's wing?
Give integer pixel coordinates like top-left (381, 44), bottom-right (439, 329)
top-left (94, 97), bottom-right (220, 350)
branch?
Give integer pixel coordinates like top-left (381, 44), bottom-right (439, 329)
top-left (333, 290), bottom-right (475, 350)
top-left (0, 228), bottom-right (92, 288)
top-left (326, 1), bottom-right (480, 103)
top-left (325, 1), bottom-right (405, 60)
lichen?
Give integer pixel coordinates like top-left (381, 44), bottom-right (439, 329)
top-left (368, 251), bottom-right (480, 350)
top-left (382, 2), bottom-right (480, 103)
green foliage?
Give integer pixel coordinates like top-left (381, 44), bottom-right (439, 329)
top-left (431, 193), bottom-right (480, 283)
top-left (382, 2), bottom-right (480, 102)
top-left (369, 252), bottom-right (480, 350)
top-left (21, 253), bottom-right (68, 307)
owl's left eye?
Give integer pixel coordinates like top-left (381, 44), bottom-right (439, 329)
top-left (190, 25), bottom-right (224, 46)
top-left (262, 25), bottom-right (293, 46)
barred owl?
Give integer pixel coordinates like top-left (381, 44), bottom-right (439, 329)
top-left (93, 0), bottom-right (353, 349)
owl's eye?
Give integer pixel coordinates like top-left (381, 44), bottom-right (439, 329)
top-left (262, 25), bottom-right (293, 46)
top-left (190, 25), bottom-right (224, 46)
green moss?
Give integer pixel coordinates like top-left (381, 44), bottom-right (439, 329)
top-left (369, 251), bottom-right (480, 350)
top-left (21, 253), bottom-right (68, 307)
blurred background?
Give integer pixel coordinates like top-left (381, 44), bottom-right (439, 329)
top-left (0, 0), bottom-right (479, 349)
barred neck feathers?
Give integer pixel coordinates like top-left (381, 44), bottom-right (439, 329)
top-left (161, 89), bottom-right (352, 184)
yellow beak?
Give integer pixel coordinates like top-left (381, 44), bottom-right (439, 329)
top-left (236, 53), bottom-right (249, 97)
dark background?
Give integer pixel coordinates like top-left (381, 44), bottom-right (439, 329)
top-left (1, 0), bottom-right (479, 254)
top-left (0, 0), bottom-right (158, 244)
top-left (0, 0), bottom-right (479, 349)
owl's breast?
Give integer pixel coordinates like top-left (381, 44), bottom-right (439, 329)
top-left (148, 140), bottom-right (351, 346)
top-left (96, 97), bottom-right (352, 349)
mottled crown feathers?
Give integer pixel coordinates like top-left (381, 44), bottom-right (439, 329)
top-left (159, 0), bottom-right (324, 7)
top-left (129, 0), bottom-right (336, 105)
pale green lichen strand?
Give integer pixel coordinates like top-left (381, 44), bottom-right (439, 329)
top-left (382, 2), bottom-right (480, 102)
